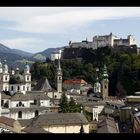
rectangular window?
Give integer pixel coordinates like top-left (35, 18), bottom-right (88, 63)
top-left (23, 86), bottom-right (25, 91)
top-left (18, 86), bottom-right (20, 91)
top-left (27, 76), bottom-right (29, 81)
top-left (5, 76), bottom-right (7, 81)
top-left (11, 86), bottom-right (14, 91)
top-left (1, 100), bottom-right (4, 106)
top-left (27, 87), bottom-right (29, 91)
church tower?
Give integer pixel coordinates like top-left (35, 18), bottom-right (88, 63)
top-left (23, 62), bottom-right (31, 92)
top-left (56, 58), bottom-right (62, 93)
top-left (0, 60), bottom-right (10, 91)
top-left (101, 64), bottom-right (109, 99)
top-left (94, 77), bottom-right (101, 93)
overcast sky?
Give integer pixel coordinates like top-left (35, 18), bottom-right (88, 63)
top-left (0, 7), bottom-right (140, 53)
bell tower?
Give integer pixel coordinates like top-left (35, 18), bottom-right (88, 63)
top-left (1, 60), bottom-right (10, 91)
top-left (23, 62), bottom-right (31, 92)
top-left (101, 64), bottom-right (109, 99)
top-left (56, 57), bottom-right (62, 93)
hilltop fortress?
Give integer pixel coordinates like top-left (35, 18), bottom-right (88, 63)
top-left (69, 33), bottom-right (136, 49)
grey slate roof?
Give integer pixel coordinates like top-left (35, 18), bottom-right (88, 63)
top-left (34, 78), bottom-right (52, 92)
top-left (97, 117), bottom-right (119, 133)
top-left (9, 107), bottom-right (50, 112)
top-left (11, 91), bottom-right (50, 101)
top-left (18, 119), bottom-right (33, 127)
top-left (30, 113), bottom-right (88, 126)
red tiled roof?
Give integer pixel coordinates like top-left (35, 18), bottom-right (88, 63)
top-left (63, 79), bottom-right (87, 84)
top-left (0, 116), bottom-right (15, 127)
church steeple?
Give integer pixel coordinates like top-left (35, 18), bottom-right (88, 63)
top-left (101, 64), bottom-right (109, 99)
top-left (94, 76), bottom-right (101, 93)
top-left (56, 57), bottom-right (62, 93)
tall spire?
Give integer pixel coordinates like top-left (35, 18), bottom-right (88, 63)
top-left (58, 58), bottom-right (61, 70)
top-left (57, 52), bottom-right (61, 71)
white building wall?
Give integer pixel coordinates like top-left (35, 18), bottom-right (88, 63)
top-left (10, 101), bottom-right (30, 108)
top-left (44, 124), bottom-right (89, 133)
top-left (128, 35), bottom-right (137, 45)
top-left (9, 84), bottom-right (27, 95)
top-left (51, 53), bottom-right (61, 61)
top-left (93, 105), bottom-right (104, 121)
top-left (40, 100), bottom-right (50, 107)
top-left (10, 111), bottom-right (34, 120)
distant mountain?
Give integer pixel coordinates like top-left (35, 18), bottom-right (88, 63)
top-left (12, 49), bottom-right (33, 57)
top-left (0, 43), bottom-right (33, 57)
top-left (32, 46), bottom-right (67, 61)
top-left (0, 43), bottom-right (35, 70)
top-left (0, 43), bottom-right (11, 53)
top-left (0, 42), bottom-right (68, 69)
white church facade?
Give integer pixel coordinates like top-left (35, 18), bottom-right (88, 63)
top-left (0, 60), bottom-right (31, 95)
top-left (0, 60), bottom-right (63, 120)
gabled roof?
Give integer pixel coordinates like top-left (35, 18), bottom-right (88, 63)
top-left (28, 113), bottom-right (88, 126)
top-left (34, 78), bottom-right (52, 92)
top-left (11, 91), bottom-right (50, 101)
top-left (97, 117), bottom-right (119, 133)
top-left (0, 116), bottom-right (15, 127)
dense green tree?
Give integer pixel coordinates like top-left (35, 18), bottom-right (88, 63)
top-left (59, 93), bottom-right (69, 113)
top-left (31, 45), bottom-right (140, 96)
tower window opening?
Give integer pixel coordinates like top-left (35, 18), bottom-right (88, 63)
top-left (18, 111), bottom-right (22, 118)
top-left (5, 76), bottom-right (7, 81)
top-left (11, 86), bottom-right (14, 91)
top-left (18, 86), bottom-right (20, 91)
top-left (27, 76), bottom-right (29, 81)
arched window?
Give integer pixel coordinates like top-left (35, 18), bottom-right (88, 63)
top-left (27, 76), bottom-right (29, 81)
top-left (35, 110), bottom-right (39, 117)
top-left (17, 86), bottom-right (20, 91)
top-left (23, 86), bottom-right (25, 91)
top-left (11, 86), bottom-right (14, 91)
top-left (105, 85), bottom-right (107, 89)
top-left (19, 101), bottom-right (22, 106)
top-left (18, 111), bottom-right (22, 118)
top-left (5, 76), bottom-right (7, 81)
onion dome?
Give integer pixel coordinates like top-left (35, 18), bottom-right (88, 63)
top-left (9, 68), bottom-right (24, 84)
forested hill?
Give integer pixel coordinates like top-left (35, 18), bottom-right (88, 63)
top-left (31, 45), bottom-right (140, 97)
